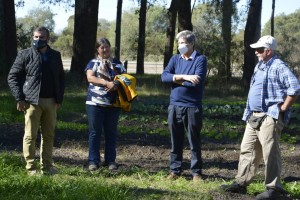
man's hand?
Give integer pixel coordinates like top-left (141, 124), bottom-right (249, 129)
top-left (186, 75), bottom-right (200, 84)
top-left (17, 101), bottom-right (29, 112)
top-left (174, 74), bottom-right (200, 85)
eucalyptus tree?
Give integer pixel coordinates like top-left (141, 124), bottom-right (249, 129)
top-left (136, 0), bottom-right (147, 74)
top-left (37, 0), bottom-right (99, 80)
top-left (242, 0), bottom-right (262, 88)
top-left (177, 0), bottom-right (192, 32)
top-left (115, 0), bottom-right (123, 60)
top-left (163, 0), bottom-right (192, 68)
top-left (163, 0), bottom-right (178, 68)
top-left (0, 0), bottom-right (17, 77)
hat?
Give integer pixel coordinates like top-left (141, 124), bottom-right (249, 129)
top-left (250, 35), bottom-right (277, 50)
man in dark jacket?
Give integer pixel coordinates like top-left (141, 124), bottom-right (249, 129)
top-left (7, 26), bottom-right (65, 175)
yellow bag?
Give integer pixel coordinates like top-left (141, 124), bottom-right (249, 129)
top-left (113, 74), bottom-right (138, 111)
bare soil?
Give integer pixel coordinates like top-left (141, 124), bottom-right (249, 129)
top-left (1, 123), bottom-right (299, 200)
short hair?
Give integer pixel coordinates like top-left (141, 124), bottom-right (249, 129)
top-left (176, 30), bottom-right (196, 44)
top-left (33, 27), bottom-right (50, 38)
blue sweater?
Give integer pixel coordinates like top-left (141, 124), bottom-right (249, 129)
top-left (161, 52), bottom-right (207, 108)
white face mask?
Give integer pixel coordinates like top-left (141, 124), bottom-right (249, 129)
top-left (178, 43), bottom-right (189, 55)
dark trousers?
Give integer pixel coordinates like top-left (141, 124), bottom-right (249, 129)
top-left (86, 105), bottom-right (121, 166)
top-left (168, 105), bottom-right (203, 176)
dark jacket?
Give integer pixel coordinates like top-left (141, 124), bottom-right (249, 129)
top-left (7, 46), bottom-right (65, 104)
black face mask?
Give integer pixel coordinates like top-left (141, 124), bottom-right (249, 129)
top-left (32, 39), bottom-right (47, 49)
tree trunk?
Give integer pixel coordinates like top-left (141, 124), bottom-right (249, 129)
top-left (0, 0), bottom-right (17, 77)
top-left (220, 0), bottom-right (232, 81)
top-left (242, 0), bottom-right (262, 89)
top-left (177, 0), bottom-right (192, 32)
top-left (71, 0), bottom-right (99, 81)
top-left (136, 0), bottom-right (147, 75)
top-left (271, 0), bottom-right (275, 36)
top-left (115, 0), bottom-right (122, 60)
top-left (163, 0), bottom-right (178, 69)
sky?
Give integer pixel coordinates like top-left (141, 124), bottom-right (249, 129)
top-left (15, 0), bottom-right (300, 33)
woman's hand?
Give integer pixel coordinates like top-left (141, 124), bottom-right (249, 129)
top-left (105, 81), bottom-right (118, 92)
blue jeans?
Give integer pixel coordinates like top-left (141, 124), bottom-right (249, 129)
top-left (168, 105), bottom-right (203, 176)
top-left (86, 105), bottom-right (121, 166)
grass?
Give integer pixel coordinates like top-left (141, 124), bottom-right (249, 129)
top-left (0, 73), bottom-right (300, 199)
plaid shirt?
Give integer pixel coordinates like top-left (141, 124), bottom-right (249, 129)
top-left (243, 55), bottom-right (300, 124)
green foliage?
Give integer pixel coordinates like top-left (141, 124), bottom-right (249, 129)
top-left (263, 9), bottom-right (300, 77)
top-left (16, 7), bottom-right (56, 50)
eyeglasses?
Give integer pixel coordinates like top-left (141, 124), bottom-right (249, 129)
top-left (255, 47), bottom-right (267, 53)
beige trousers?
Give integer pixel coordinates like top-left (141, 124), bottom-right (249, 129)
top-left (23, 98), bottom-right (57, 171)
top-left (235, 112), bottom-right (284, 189)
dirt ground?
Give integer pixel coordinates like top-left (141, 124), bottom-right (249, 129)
top-left (1, 123), bottom-right (299, 200)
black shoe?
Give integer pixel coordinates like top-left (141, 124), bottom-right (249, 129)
top-left (256, 188), bottom-right (288, 200)
top-left (220, 182), bottom-right (247, 194)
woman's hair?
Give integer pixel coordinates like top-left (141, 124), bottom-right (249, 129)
top-left (95, 38), bottom-right (111, 58)
top-left (176, 30), bottom-right (195, 44)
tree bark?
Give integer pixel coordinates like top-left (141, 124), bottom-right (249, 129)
top-left (0, 0), bottom-right (17, 77)
top-left (177, 0), bottom-right (193, 32)
top-left (163, 0), bottom-right (178, 69)
top-left (220, 0), bottom-right (232, 81)
top-left (136, 0), bottom-right (147, 75)
top-left (242, 0), bottom-right (262, 89)
top-left (115, 0), bottom-right (122, 60)
top-left (70, 0), bottom-right (99, 80)
top-left (271, 0), bottom-right (275, 36)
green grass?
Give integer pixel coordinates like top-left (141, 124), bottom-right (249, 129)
top-left (0, 151), bottom-right (299, 199)
top-left (0, 74), bottom-right (300, 199)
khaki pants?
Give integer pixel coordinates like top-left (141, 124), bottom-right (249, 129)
top-left (23, 98), bottom-right (57, 171)
top-left (236, 112), bottom-right (284, 189)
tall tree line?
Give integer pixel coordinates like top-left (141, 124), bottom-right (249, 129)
top-left (0, 0), bottom-right (277, 88)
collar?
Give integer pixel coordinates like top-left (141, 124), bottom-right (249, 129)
top-left (180, 50), bottom-right (196, 60)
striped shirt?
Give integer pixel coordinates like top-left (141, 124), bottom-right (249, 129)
top-left (85, 58), bottom-right (125, 106)
top-left (242, 55), bottom-right (300, 124)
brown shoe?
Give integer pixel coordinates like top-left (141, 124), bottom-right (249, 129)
top-left (167, 172), bottom-right (180, 180)
top-left (193, 175), bottom-right (202, 182)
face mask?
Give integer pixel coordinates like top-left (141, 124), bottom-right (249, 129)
top-left (32, 39), bottom-right (47, 49)
top-left (178, 43), bottom-right (188, 55)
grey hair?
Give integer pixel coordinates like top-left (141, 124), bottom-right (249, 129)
top-left (176, 30), bottom-right (196, 44)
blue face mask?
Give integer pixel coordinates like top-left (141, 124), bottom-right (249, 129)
top-left (32, 39), bottom-right (47, 49)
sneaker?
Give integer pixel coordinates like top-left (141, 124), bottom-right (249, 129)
top-left (27, 169), bottom-right (38, 176)
top-left (220, 182), bottom-right (247, 194)
top-left (256, 188), bottom-right (288, 200)
top-left (108, 162), bottom-right (117, 170)
top-left (41, 167), bottom-right (59, 175)
top-left (167, 172), bottom-right (180, 180)
top-left (193, 175), bottom-right (202, 182)
top-left (88, 163), bottom-right (98, 171)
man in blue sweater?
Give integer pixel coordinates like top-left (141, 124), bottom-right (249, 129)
top-left (161, 30), bottom-right (207, 181)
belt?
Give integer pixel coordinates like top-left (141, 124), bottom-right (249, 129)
top-left (253, 111), bottom-right (264, 113)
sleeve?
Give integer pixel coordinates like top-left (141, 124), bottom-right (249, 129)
top-left (85, 60), bottom-right (97, 72)
top-left (161, 55), bottom-right (177, 83)
top-left (280, 65), bottom-right (300, 96)
top-left (182, 55), bottom-right (207, 88)
top-left (57, 52), bottom-right (65, 104)
top-left (7, 51), bottom-right (26, 102)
